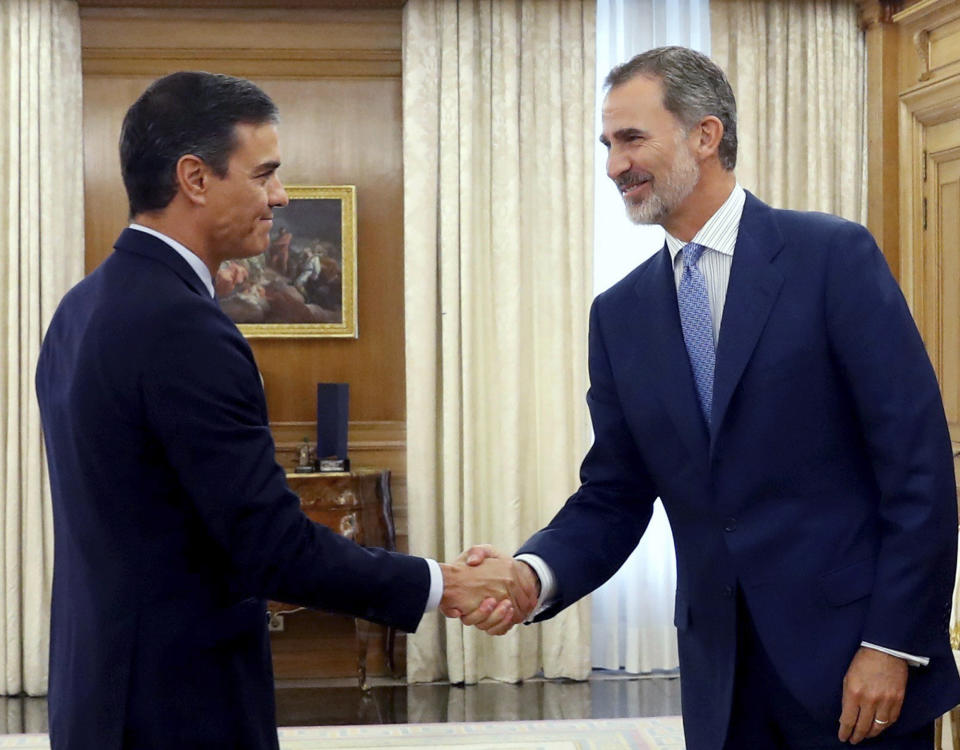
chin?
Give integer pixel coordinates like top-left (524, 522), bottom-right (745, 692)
top-left (246, 240), bottom-right (270, 257)
top-left (626, 199), bottom-right (667, 226)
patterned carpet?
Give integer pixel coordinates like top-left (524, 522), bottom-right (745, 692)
top-left (0, 717), bottom-right (685, 749)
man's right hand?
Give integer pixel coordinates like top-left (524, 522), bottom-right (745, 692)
top-left (439, 545), bottom-right (540, 636)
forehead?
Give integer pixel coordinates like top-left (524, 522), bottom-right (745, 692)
top-left (229, 122), bottom-right (280, 164)
top-left (601, 75), bottom-right (677, 134)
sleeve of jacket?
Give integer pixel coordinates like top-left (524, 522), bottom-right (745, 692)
top-left (141, 299), bottom-right (430, 633)
top-left (824, 220), bottom-right (957, 656)
top-left (517, 296), bottom-right (658, 620)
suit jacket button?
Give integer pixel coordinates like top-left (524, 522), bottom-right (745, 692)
top-left (723, 517), bottom-right (737, 532)
top-left (722, 585), bottom-right (734, 598)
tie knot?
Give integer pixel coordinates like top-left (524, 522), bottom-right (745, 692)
top-left (682, 242), bottom-right (707, 269)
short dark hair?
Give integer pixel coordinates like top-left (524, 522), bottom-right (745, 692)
top-left (605, 46), bottom-right (737, 170)
top-left (119, 71), bottom-right (279, 217)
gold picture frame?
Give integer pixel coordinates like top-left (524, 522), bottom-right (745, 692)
top-left (215, 185), bottom-right (358, 338)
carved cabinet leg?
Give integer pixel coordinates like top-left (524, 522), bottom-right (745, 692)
top-left (354, 616), bottom-right (372, 691)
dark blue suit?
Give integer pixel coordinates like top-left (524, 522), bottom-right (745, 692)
top-left (36, 228), bottom-right (431, 749)
top-left (517, 193), bottom-right (960, 749)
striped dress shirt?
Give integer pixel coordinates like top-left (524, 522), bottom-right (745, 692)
top-left (665, 184), bottom-right (745, 346)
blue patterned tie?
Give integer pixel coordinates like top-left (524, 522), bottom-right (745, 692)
top-left (678, 242), bottom-right (715, 423)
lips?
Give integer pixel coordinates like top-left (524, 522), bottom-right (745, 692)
top-left (616, 173), bottom-right (651, 198)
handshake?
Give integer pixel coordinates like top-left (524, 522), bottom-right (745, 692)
top-left (438, 545), bottom-right (541, 636)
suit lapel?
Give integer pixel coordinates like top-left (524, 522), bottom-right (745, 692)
top-left (709, 193), bottom-right (785, 452)
top-left (632, 246), bottom-right (710, 459)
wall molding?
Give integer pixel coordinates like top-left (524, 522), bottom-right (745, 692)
top-left (273, 420), bottom-right (405, 469)
top-left (79, 0), bottom-right (403, 8)
top-left (83, 47), bottom-right (400, 78)
top-left (80, 6), bottom-right (401, 78)
top-left (858, 0), bottom-right (901, 30)
top-left (894, 0), bottom-right (960, 83)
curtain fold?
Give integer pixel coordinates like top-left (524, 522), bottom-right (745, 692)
top-left (589, 0), bottom-right (710, 676)
top-left (0, 0), bottom-right (84, 697)
top-left (403, 0), bottom-right (596, 684)
top-left (711, 0), bottom-right (867, 222)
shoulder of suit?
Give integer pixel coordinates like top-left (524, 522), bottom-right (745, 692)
top-left (752, 203), bottom-right (881, 275)
top-left (760, 200), bottom-right (867, 240)
top-left (85, 249), bottom-right (231, 346)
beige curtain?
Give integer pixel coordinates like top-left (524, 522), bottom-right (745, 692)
top-left (403, 0), bottom-right (595, 684)
top-left (0, 0), bottom-right (84, 696)
top-left (711, 0), bottom-right (867, 223)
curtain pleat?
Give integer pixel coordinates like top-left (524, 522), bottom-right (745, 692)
top-left (711, 0), bottom-right (867, 222)
top-left (589, 0), bottom-right (711, 676)
top-left (0, 0), bottom-right (84, 702)
top-left (403, 0), bottom-right (595, 684)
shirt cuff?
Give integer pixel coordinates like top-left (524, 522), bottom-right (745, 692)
top-left (514, 553), bottom-right (557, 621)
top-left (423, 558), bottom-right (443, 614)
top-left (860, 641), bottom-right (929, 667)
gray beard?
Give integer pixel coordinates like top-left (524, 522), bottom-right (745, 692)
top-left (624, 146), bottom-right (700, 226)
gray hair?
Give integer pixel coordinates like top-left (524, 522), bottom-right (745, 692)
top-left (605, 46), bottom-right (737, 170)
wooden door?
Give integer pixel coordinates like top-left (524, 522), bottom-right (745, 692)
top-left (925, 118), bottom-right (960, 489)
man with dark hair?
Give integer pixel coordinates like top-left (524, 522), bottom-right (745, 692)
top-left (36, 71), bottom-right (533, 749)
top-left (464, 46), bottom-right (960, 748)
top-left (119, 71), bottom-right (282, 217)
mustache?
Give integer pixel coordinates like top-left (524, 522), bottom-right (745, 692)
top-left (614, 171), bottom-right (652, 191)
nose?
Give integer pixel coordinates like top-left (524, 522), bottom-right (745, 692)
top-left (607, 148), bottom-right (630, 180)
top-left (606, 147), bottom-right (630, 181)
top-left (269, 175), bottom-right (289, 208)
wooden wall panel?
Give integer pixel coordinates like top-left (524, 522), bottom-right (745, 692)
top-left (251, 77), bottom-right (405, 424)
top-left (890, 0), bottom-right (960, 508)
top-left (861, 1), bottom-right (901, 271)
top-left (82, 76), bottom-right (154, 269)
top-left (81, 5), bottom-right (409, 679)
top-left (82, 73), bottom-right (406, 425)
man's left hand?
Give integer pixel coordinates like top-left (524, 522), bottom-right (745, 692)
top-left (837, 647), bottom-right (907, 744)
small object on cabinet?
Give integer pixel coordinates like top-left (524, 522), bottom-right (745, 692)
top-left (318, 455), bottom-right (350, 472)
top-left (317, 382), bottom-right (349, 472)
top-left (294, 437), bottom-right (316, 473)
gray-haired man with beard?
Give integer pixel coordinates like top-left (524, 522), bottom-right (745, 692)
top-left (459, 46), bottom-right (960, 749)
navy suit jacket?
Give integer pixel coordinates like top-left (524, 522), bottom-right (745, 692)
top-left (36, 228), bottom-right (431, 749)
top-left (518, 193), bottom-right (960, 749)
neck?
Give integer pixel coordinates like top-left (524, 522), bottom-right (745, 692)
top-left (133, 209), bottom-right (217, 277)
top-left (663, 169), bottom-right (737, 242)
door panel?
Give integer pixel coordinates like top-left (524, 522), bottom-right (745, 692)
top-left (925, 117), bottom-right (960, 482)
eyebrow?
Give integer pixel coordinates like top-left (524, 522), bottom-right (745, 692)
top-left (254, 160), bottom-right (281, 175)
top-left (599, 127), bottom-right (649, 147)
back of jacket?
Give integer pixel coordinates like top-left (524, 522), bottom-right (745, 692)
top-left (36, 229), bottom-right (429, 748)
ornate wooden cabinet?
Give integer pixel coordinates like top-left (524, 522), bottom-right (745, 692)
top-left (270, 468), bottom-right (397, 689)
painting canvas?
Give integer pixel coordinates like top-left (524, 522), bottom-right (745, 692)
top-left (215, 185), bottom-right (357, 338)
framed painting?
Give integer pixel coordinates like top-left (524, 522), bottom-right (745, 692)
top-left (215, 185), bottom-right (358, 338)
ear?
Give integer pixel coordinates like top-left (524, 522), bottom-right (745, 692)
top-left (691, 116), bottom-right (724, 162)
top-left (175, 154), bottom-right (209, 207)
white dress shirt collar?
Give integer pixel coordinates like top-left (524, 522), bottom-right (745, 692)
top-left (128, 223), bottom-right (215, 298)
top-left (665, 183), bottom-right (746, 262)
